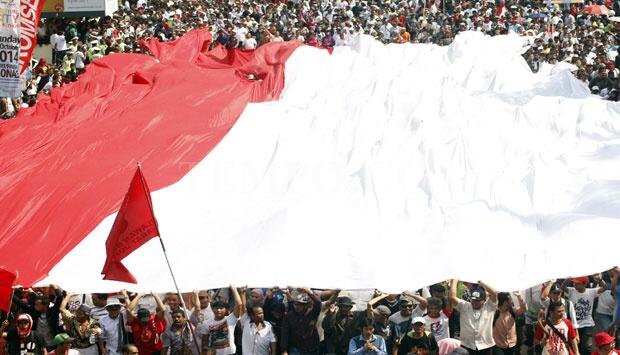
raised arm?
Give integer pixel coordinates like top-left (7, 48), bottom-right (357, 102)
top-left (513, 291), bottom-right (527, 315)
top-left (191, 290), bottom-right (201, 319)
top-left (230, 285), bottom-right (244, 318)
top-left (403, 291), bottom-right (428, 311)
top-left (478, 281), bottom-right (498, 304)
top-left (595, 274), bottom-right (608, 294)
top-left (448, 279), bottom-right (459, 308)
top-left (125, 292), bottom-right (144, 323)
top-left (153, 293), bottom-right (166, 320)
top-left (302, 288), bottom-right (321, 304)
top-left (59, 292), bottom-right (74, 318)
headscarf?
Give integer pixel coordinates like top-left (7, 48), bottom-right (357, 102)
top-left (16, 313), bottom-right (33, 339)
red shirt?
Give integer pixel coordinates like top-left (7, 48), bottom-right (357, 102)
top-left (130, 316), bottom-right (166, 355)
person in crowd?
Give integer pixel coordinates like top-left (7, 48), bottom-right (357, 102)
top-left (540, 283), bottom-right (577, 330)
top-left (90, 294), bottom-right (110, 322)
top-left (49, 333), bottom-right (78, 355)
top-left (390, 295), bottom-right (427, 352)
top-left (396, 316), bottom-right (438, 355)
top-left (197, 285), bottom-right (243, 355)
top-left (348, 317), bottom-right (387, 355)
top-left (240, 305), bottom-right (277, 355)
top-left (492, 292), bottom-right (527, 355)
top-left (1, 314), bottom-right (47, 355)
top-left (424, 298), bottom-right (451, 342)
top-left (59, 294), bottom-right (101, 355)
top-left (126, 293), bottom-right (166, 355)
top-left (190, 291), bottom-right (214, 325)
top-left (120, 344), bottom-right (139, 355)
top-left (25, 286), bottom-right (65, 352)
top-left (99, 298), bottom-right (130, 355)
top-left (323, 295), bottom-right (375, 354)
top-left (592, 332), bottom-right (618, 355)
top-left (448, 280), bottom-right (498, 355)
top-left (162, 310), bottom-right (198, 355)
top-left (534, 301), bottom-right (579, 355)
top-left (281, 289), bottom-right (322, 355)
top-left (562, 276), bottom-right (607, 355)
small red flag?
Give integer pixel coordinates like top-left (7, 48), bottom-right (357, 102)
top-left (0, 268), bottom-right (16, 312)
top-left (101, 165), bottom-right (159, 283)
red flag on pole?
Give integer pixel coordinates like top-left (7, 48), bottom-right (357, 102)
top-left (0, 268), bottom-right (16, 312)
top-left (101, 164), bottom-right (159, 283)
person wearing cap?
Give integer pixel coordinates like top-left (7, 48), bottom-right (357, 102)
top-left (281, 288), bottom-right (322, 355)
top-left (1, 313), bottom-right (46, 355)
top-left (492, 292), bottom-right (526, 355)
top-left (396, 317), bottom-right (438, 355)
top-left (348, 317), bottom-right (387, 355)
top-left (448, 280), bottom-right (498, 355)
top-left (389, 295), bottom-right (426, 353)
top-left (323, 294), bottom-right (373, 354)
top-left (126, 293), bottom-right (166, 355)
top-left (561, 276), bottom-right (607, 355)
top-left (540, 282), bottom-right (577, 330)
top-left (59, 293), bottom-right (102, 355)
top-left (99, 298), bottom-right (129, 355)
top-left (592, 332), bottom-right (618, 355)
top-left (49, 333), bottom-right (79, 355)
top-left (196, 285), bottom-right (244, 355)
top-left (534, 300), bottom-right (579, 355)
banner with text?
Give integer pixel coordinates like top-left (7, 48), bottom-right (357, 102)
top-left (0, 0), bottom-right (21, 97)
top-left (19, 0), bottom-right (45, 75)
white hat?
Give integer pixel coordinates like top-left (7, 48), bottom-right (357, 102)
top-left (412, 316), bottom-right (426, 325)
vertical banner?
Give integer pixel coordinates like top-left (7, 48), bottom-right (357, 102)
top-left (0, 0), bottom-right (21, 97)
top-left (19, 0), bottom-right (45, 75)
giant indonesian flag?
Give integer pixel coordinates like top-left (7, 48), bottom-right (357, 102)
top-left (0, 29), bottom-right (619, 292)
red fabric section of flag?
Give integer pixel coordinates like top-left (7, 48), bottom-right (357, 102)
top-left (101, 166), bottom-right (158, 283)
top-left (0, 29), bottom-right (302, 287)
top-left (0, 269), bottom-right (16, 312)
top-left (19, 0), bottom-right (45, 74)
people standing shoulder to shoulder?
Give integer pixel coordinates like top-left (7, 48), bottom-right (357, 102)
top-left (280, 288), bottom-right (323, 355)
top-left (492, 292), bottom-right (527, 355)
top-left (396, 317), bottom-right (438, 355)
top-left (126, 292), bottom-right (167, 355)
top-left (197, 285), bottom-right (244, 355)
top-left (448, 279), bottom-right (498, 355)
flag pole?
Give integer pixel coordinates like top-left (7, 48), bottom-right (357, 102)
top-left (136, 162), bottom-right (202, 355)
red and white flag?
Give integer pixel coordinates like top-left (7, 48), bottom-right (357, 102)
top-left (101, 165), bottom-right (159, 283)
top-left (19, 0), bottom-right (45, 74)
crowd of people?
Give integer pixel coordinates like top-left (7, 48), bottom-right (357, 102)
top-left (0, 267), bottom-right (619, 355)
top-left (2, 0), bottom-right (620, 118)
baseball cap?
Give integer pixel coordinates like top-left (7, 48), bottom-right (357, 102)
top-left (373, 305), bottom-right (391, 317)
top-left (470, 288), bottom-right (486, 301)
top-left (573, 276), bottom-right (589, 285)
top-left (412, 316), bottom-right (426, 325)
top-left (337, 296), bottom-right (354, 307)
top-left (550, 284), bottom-right (562, 294)
top-left (594, 332), bottom-right (615, 348)
top-left (106, 298), bottom-right (122, 308)
top-left (54, 333), bottom-right (75, 345)
top-left (137, 308), bottom-right (150, 321)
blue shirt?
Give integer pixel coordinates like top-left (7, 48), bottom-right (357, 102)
top-left (348, 335), bottom-right (387, 355)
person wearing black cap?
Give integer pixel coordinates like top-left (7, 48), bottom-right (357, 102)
top-left (448, 280), bottom-right (498, 355)
top-left (323, 295), bottom-right (374, 354)
top-left (59, 293), bottom-right (102, 355)
top-left (126, 293), bottom-right (166, 355)
top-left (540, 282), bottom-right (577, 330)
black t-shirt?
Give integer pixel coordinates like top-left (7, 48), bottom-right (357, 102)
top-left (398, 333), bottom-right (438, 355)
top-left (6, 329), bottom-right (45, 355)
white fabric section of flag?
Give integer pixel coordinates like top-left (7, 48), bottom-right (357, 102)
top-left (0, 0), bottom-right (21, 97)
top-left (41, 33), bottom-right (620, 292)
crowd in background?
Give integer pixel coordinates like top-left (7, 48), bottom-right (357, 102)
top-left (2, 0), bottom-right (620, 118)
top-left (0, 268), bottom-right (619, 355)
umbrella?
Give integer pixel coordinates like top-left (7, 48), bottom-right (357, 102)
top-left (582, 5), bottom-right (611, 15)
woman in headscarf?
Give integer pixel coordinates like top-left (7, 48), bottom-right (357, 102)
top-left (60, 294), bottom-right (102, 355)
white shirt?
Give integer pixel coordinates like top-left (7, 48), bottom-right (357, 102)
top-left (596, 290), bottom-right (615, 316)
top-left (240, 316), bottom-right (276, 355)
top-left (243, 37), bottom-right (257, 50)
top-left (455, 298), bottom-right (497, 350)
top-left (100, 315), bottom-right (124, 355)
top-left (567, 287), bottom-right (598, 328)
top-left (54, 36), bottom-right (67, 51)
top-left (197, 313), bottom-right (239, 355)
top-left (424, 311), bottom-right (450, 341)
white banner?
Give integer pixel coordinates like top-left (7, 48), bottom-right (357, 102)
top-left (64, 0), bottom-right (104, 12)
top-left (0, 0), bottom-right (21, 97)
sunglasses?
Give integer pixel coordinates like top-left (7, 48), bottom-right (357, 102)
top-left (401, 304), bottom-right (414, 309)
